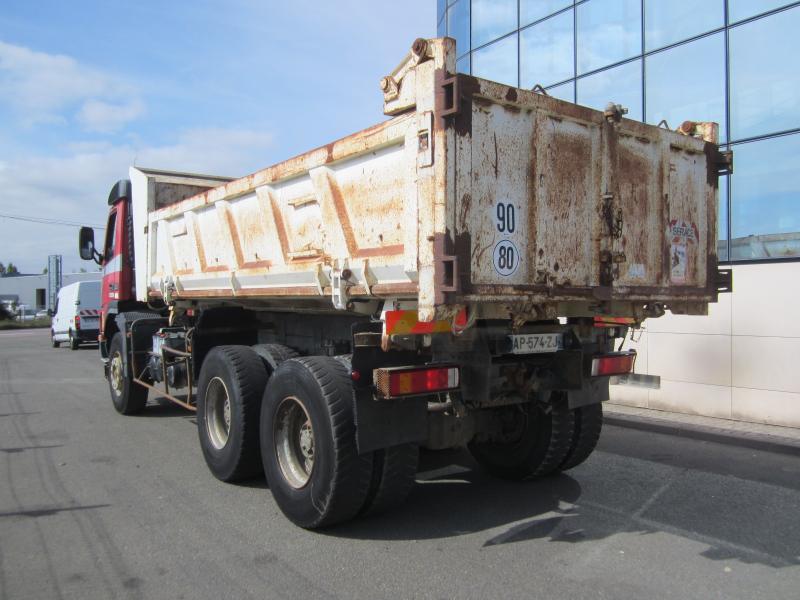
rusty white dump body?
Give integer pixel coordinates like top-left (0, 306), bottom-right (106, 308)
top-left (132, 38), bottom-right (726, 323)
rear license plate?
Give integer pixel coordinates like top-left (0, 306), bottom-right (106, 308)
top-left (508, 333), bottom-right (562, 354)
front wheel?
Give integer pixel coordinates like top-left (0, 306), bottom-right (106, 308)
top-left (261, 357), bottom-right (373, 529)
top-left (108, 333), bottom-right (148, 415)
top-left (51, 330), bottom-right (60, 348)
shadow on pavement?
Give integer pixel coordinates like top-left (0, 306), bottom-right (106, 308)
top-left (333, 444), bottom-right (800, 569)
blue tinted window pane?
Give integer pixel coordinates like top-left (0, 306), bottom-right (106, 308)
top-left (521, 0), bottom-right (572, 27)
top-left (472, 34), bottom-right (519, 86)
top-left (730, 134), bottom-right (800, 260)
top-left (438, 15), bottom-right (446, 38)
top-left (646, 33), bottom-right (726, 140)
top-left (729, 0), bottom-right (794, 23)
top-left (718, 175), bottom-right (729, 261)
top-left (520, 11), bottom-right (574, 88)
top-left (577, 0), bottom-right (641, 74)
top-left (456, 53), bottom-right (471, 75)
top-left (577, 59), bottom-right (642, 121)
top-left (545, 80), bottom-right (575, 102)
top-left (447, 0), bottom-right (470, 57)
top-left (730, 8), bottom-right (800, 140)
top-left (438, 0), bottom-right (447, 22)
top-left (472, 0), bottom-right (518, 48)
top-left (644, 0), bottom-right (723, 51)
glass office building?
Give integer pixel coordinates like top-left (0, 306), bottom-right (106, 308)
top-left (435, 1), bottom-right (800, 427)
top-left (437, 0), bottom-right (800, 262)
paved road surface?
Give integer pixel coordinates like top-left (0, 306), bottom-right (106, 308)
top-left (1, 329), bottom-right (799, 599)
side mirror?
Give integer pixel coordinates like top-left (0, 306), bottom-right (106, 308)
top-left (79, 226), bottom-right (96, 261)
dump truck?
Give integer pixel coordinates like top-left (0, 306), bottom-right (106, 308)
top-left (78, 38), bottom-right (731, 528)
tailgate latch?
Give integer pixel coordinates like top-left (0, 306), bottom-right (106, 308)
top-left (715, 268), bottom-right (733, 293)
top-left (716, 150), bottom-right (733, 176)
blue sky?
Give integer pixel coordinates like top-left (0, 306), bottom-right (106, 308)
top-left (0, 1), bottom-right (434, 273)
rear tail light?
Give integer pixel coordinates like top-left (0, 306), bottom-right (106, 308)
top-left (374, 365), bottom-right (460, 398)
top-left (75, 315), bottom-right (81, 330)
top-left (591, 352), bottom-right (636, 377)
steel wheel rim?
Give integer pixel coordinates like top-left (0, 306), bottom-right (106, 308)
top-left (110, 351), bottom-right (123, 395)
top-left (205, 377), bottom-right (232, 450)
top-left (274, 396), bottom-right (314, 489)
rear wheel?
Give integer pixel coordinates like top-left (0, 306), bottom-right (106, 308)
top-left (69, 330), bottom-right (79, 350)
top-left (360, 443), bottom-right (419, 516)
top-left (197, 345), bottom-right (268, 482)
top-left (261, 357), bottom-right (373, 528)
top-left (252, 343), bottom-right (299, 374)
top-left (560, 403), bottom-right (603, 471)
top-left (468, 394), bottom-right (574, 480)
top-left (108, 333), bottom-right (148, 415)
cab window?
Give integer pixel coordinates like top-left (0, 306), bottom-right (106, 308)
top-left (104, 210), bottom-right (118, 259)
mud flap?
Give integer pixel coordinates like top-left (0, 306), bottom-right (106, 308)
top-left (354, 390), bottom-right (428, 454)
top-left (567, 377), bottom-right (610, 410)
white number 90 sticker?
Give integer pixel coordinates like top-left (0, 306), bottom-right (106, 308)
top-left (493, 240), bottom-right (519, 276)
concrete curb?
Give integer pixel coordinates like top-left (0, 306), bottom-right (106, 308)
top-left (605, 413), bottom-right (800, 457)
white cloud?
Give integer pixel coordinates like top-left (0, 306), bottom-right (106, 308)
top-left (0, 127), bottom-right (274, 273)
top-left (0, 40), bottom-right (142, 131)
top-left (77, 99), bottom-right (145, 133)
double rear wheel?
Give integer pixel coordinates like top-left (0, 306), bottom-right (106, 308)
top-left (468, 396), bottom-right (603, 480)
top-left (260, 357), bottom-right (418, 528)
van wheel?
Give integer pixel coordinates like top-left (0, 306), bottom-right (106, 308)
top-left (468, 394), bottom-right (575, 480)
top-left (197, 346), bottom-right (268, 482)
top-left (108, 333), bottom-right (148, 415)
top-left (559, 403), bottom-right (603, 471)
top-left (51, 330), bottom-right (60, 348)
top-left (261, 357), bottom-right (373, 528)
top-left (69, 330), bottom-right (79, 350)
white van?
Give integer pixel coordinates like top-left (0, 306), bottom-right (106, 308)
top-left (51, 281), bottom-right (101, 350)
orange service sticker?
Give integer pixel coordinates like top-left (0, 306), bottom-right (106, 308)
top-left (385, 308), bottom-right (468, 335)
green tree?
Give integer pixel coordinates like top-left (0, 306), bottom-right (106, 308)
top-left (5, 263), bottom-right (18, 275)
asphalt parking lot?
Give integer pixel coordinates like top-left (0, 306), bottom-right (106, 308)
top-left (1, 328), bottom-right (799, 599)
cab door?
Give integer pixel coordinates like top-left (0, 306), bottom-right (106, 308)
top-left (101, 207), bottom-right (120, 310)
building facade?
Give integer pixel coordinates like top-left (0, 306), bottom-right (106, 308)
top-left (436, 0), bottom-right (800, 426)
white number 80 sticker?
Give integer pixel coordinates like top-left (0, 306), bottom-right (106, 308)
top-left (493, 240), bottom-right (519, 276)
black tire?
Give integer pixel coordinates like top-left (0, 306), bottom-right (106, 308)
top-left (261, 356), bottom-right (373, 529)
top-left (468, 394), bottom-right (575, 480)
top-left (251, 343), bottom-right (299, 374)
top-left (196, 345), bottom-right (268, 483)
top-left (560, 403), bottom-right (603, 471)
top-left (69, 330), bottom-right (79, 350)
top-left (361, 443), bottom-right (419, 516)
top-left (108, 332), bottom-right (148, 415)
top-left (51, 330), bottom-right (60, 348)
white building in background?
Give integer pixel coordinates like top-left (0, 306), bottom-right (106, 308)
top-left (0, 272), bottom-right (101, 312)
